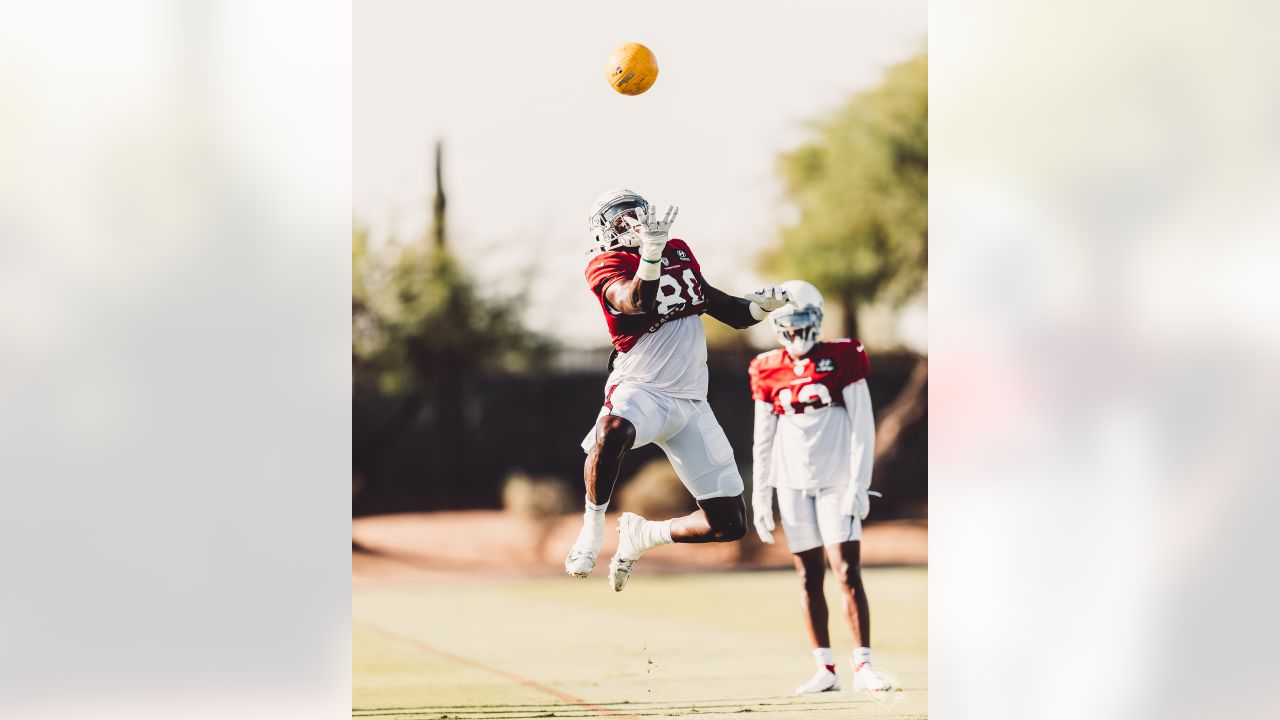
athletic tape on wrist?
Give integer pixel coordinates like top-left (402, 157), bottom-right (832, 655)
top-left (637, 259), bottom-right (661, 281)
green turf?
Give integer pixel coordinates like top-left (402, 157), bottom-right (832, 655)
top-left (354, 567), bottom-right (927, 719)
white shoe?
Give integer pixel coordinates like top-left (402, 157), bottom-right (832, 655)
top-left (852, 662), bottom-right (896, 692)
top-left (795, 667), bottom-right (841, 694)
top-left (608, 512), bottom-right (648, 592)
top-left (564, 516), bottom-right (604, 578)
top-left (564, 546), bottom-right (597, 578)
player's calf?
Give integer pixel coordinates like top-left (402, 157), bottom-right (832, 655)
top-left (669, 494), bottom-right (748, 543)
top-left (567, 415), bottom-right (637, 578)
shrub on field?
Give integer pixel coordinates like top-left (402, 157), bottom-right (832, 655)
top-left (616, 459), bottom-right (697, 518)
top-left (503, 472), bottom-right (576, 519)
top-left (502, 472), bottom-right (575, 559)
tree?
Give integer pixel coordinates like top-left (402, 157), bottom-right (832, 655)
top-left (353, 141), bottom-right (555, 507)
top-left (353, 140), bottom-right (554, 393)
top-left (763, 52), bottom-right (927, 338)
top-left (352, 230), bottom-right (553, 393)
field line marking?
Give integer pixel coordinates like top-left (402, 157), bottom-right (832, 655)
top-left (355, 620), bottom-right (641, 720)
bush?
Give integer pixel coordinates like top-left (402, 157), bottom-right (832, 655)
top-left (616, 459), bottom-right (697, 518)
top-left (502, 472), bottom-right (576, 520)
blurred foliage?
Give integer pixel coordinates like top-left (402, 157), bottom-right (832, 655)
top-left (701, 314), bottom-right (758, 352)
top-left (352, 225), bottom-right (556, 394)
top-left (616, 458), bottom-right (698, 519)
top-left (763, 52), bottom-right (927, 337)
top-left (502, 471), bottom-right (577, 558)
top-left (502, 472), bottom-right (576, 520)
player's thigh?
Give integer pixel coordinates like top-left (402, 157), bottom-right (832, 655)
top-left (814, 486), bottom-right (861, 546)
top-left (776, 488), bottom-right (823, 554)
top-left (654, 401), bottom-right (744, 501)
top-left (579, 384), bottom-right (669, 453)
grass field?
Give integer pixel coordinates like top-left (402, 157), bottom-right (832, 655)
top-left (354, 567), bottom-right (927, 719)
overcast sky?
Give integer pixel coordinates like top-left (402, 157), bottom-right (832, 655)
top-left (355, 0), bottom-right (927, 349)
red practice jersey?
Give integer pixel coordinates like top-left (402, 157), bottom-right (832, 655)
top-left (749, 339), bottom-right (871, 415)
top-left (584, 239), bottom-right (709, 353)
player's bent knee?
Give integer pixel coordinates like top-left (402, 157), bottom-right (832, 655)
top-left (595, 415), bottom-right (636, 455)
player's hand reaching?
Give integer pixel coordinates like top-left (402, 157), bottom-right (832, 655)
top-left (628, 205), bottom-right (678, 262)
top-left (745, 285), bottom-right (793, 313)
top-left (752, 484), bottom-right (776, 544)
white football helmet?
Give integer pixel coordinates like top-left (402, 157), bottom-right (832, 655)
top-left (587, 188), bottom-right (651, 254)
top-left (772, 280), bottom-right (824, 358)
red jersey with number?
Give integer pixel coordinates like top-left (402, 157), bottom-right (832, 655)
top-left (750, 339), bottom-right (872, 490)
top-left (584, 239), bottom-right (711, 399)
top-left (584, 239), bottom-right (709, 353)
top-left (749, 340), bottom-right (871, 415)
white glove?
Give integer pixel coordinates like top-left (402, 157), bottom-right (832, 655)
top-left (845, 488), bottom-right (882, 521)
top-left (628, 205), bottom-right (679, 262)
top-left (752, 484), bottom-right (776, 544)
top-left (745, 285), bottom-right (794, 313)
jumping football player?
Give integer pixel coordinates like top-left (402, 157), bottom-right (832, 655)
top-left (748, 280), bottom-right (896, 695)
top-left (564, 188), bottom-right (792, 591)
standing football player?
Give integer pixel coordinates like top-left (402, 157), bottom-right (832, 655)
top-left (564, 188), bottom-right (792, 591)
top-left (748, 280), bottom-right (896, 695)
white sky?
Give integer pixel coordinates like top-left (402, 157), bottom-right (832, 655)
top-left (355, 0), bottom-right (927, 349)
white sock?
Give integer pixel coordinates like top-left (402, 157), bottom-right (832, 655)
top-left (585, 496), bottom-right (609, 513)
top-left (576, 497), bottom-right (607, 546)
top-left (852, 647), bottom-right (872, 668)
top-left (814, 648), bottom-right (835, 668)
top-left (640, 518), bottom-right (674, 551)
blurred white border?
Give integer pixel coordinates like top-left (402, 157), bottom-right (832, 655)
top-left (6, 0), bottom-right (1280, 717)
top-left (0, 1), bottom-right (351, 718)
top-left (933, 1), bottom-right (1280, 718)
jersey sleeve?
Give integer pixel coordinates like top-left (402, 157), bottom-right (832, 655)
top-left (841, 379), bottom-right (875, 496)
top-left (752, 399), bottom-right (779, 491)
top-left (584, 252), bottom-right (639, 299)
top-left (839, 340), bottom-right (871, 387)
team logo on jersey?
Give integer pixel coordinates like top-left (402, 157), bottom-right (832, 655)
top-left (816, 358), bottom-right (836, 373)
top-left (677, 249), bottom-right (690, 262)
top-left (661, 257), bottom-right (670, 266)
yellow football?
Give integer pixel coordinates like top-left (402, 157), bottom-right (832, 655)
top-left (605, 42), bottom-right (659, 96)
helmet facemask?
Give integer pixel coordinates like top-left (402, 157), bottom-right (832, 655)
top-left (589, 197), bottom-right (650, 252)
top-left (773, 306), bottom-right (822, 358)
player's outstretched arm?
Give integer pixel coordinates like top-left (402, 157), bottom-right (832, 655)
top-left (705, 283), bottom-right (792, 329)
